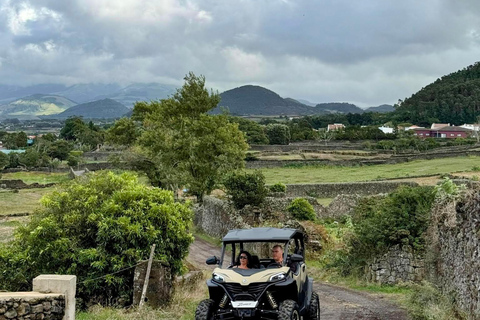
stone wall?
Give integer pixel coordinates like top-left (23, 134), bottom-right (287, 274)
top-left (366, 245), bottom-right (425, 285)
top-left (426, 189), bottom-right (480, 319)
top-left (284, 181), bottom-right (418, 198)
top-left (0, 179), bottom-right (56, 189)
top-left (0, 275), bottom-right (76, 320)
top-left (0, 293), bottom-right (65, 320)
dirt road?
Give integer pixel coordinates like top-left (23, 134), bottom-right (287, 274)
top-left (188, 238), bottom-right (409, 320)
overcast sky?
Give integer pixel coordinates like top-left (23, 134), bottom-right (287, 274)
top-left (1, 0), bottom-right (480, 107)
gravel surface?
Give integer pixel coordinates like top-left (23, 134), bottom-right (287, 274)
top-left (189, 237), bottom-right (409, 320)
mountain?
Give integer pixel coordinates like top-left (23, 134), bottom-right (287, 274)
top-left (50, 98), bottom-right (129, 119)
top-left (314, 102), bottom-right (363, 114)
top-left (365, 104), bottom-right (394, 113)
top-left (394, 61), bottom-right (480, 124)
top-left (99, 83), bottom-right (177, 108)
top-left (53, 83), bottom-right (121, 104)
top-left (214, 85), bottom-right (324, 116)
top-left (296, 99), bottom-right (317, 107)
top-left (0, 84), bottom-right (68, 104)
top-left (0, 94), bottom-right (76, 120)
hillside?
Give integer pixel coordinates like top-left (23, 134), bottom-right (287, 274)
top-left (394, 61), bottom-right (480, 124)
top-left (0, 94), bottom-right (76, 119)
top-left (50, 98), bottom-right (129, 119)
top-left (214, 85), bottom-right (324, 116)
top-left (365, 104), bottom-right (394, 113)
top-left (314, 102), bottom-right (363, 114)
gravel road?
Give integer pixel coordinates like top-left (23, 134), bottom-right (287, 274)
top-left (188, 238), bottom-right (409, 320)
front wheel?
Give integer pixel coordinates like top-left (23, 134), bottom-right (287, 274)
top-left (278, 299), bottom-right (300, 320)
top-left (307, 292), bottom-right (320, 320)
top-left (195, 299), bottom-right (216, 320)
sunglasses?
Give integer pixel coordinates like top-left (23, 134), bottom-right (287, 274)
top-left (239, 256), bottom-right (248, 259)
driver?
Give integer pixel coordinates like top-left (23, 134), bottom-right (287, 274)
top-left (271, 245), bottom-right (284, 265)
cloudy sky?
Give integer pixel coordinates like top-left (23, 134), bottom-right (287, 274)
top-left (1, 0), bottom-right (480, 107)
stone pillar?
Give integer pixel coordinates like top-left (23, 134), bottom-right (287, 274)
top-left (133, 260), bottom-right (173, 308)
top-left (33, 275), bottom-right (76, 320)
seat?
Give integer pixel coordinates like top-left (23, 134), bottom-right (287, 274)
top-left (250, 255), bottom-right (264, 269)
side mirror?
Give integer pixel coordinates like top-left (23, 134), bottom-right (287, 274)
top-left (206, 256), bottom-right (219, 265)
top-left (290, 253), bottom-right (303, 263)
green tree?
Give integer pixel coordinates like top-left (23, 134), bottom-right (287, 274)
top-left (0, 152), bottom-right (8, 172)
top-left (105, 118), bottom-right (139, 146)
top-left (47, 140), bottom-right (73, 161)
top-left (223, 171), bottom-right (268, 209)
top-left (287, 198), bottom-right (316, 221)
top-left (0, 171), bottom-right (193, 306)
top-left (265, 124), bottom-right (290, 145)
top-left (134, 72), bottom-right (248, 199)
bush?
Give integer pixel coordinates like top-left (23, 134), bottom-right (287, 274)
top-left (269, 182), bottom-right (286, 193)
top-left (223, 171), bottom-right (268, 209)
top-left (0, 171), bottom-right (194, 307)
top-left (287, 198), bottom-right (316, 221)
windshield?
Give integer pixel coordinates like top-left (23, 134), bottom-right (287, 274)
top-left (219, 240), bottom-right (299, 269)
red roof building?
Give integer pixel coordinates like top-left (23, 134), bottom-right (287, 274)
top-left (413, 126), bottom-right (472, 139)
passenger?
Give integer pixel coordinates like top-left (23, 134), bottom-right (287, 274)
top-left (234, 250), bottom-right (252, 269)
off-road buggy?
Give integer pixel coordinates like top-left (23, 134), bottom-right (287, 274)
top-left (195, 227), bottom-right (320, 319)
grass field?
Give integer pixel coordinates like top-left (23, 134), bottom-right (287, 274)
top-left (256, 156), bottom-right (480, 184)
top-left (0, 187), bottom-right (56, 215)
top-left (1, 171), bottom-right (70, 184)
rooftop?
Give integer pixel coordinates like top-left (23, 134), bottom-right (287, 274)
top-left (222, 228), bottom-right (301, 242)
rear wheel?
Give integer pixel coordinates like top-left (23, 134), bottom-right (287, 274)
top-left (195, 299), bottom-right (215, 320)
top-left (278, 299), bottom-right (300, 320)
top-left (307, 292), bottom-right (320, 320)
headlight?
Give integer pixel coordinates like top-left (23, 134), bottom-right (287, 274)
top-left (269, 272), bottom-right (287, 282)
top-left (213, 273), bottom-right (225, 283)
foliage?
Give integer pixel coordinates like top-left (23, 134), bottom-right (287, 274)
top-left (223, 171), bottom-right (268, 209)
top-left (228, 117), bottom-right (269, 145)
top-left (287, 198), bottom-right (316, 221)
top-left (434, 177), bottom-right (465, 202)
top-left (407, 282), bottom-right (467, 320)
top-left (0, 171), bottom-right (194, 307)
top-left (47, 140), bottom-right (73, 161)
top-left (60, 117), bottom-right (104, 149)
top-left (0, 152), bottom-right (8, 171)
top-left (265, 123), bottom-right (290, 145)
top-left (18, 149), bottom-right (50, 168)
top-left (269, 182), bottom-right (286, 193)
top-left (105, 118), bottom-right (139, 146)
top-left (134, 73), bottom-right (248, 199)
top-left (331, 187), bottom-right (436, 276)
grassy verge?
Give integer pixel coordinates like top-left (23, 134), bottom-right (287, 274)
top-left (255, 156), bottom-right (480, 184)
top-left (0, 187), bottom-right (56, 215)
top-left (0, 217), bottom-right (28, 242)
top-left (76, 273), bottom-right (208, 320)
top-left (1, 172), bottom-right (70, 184)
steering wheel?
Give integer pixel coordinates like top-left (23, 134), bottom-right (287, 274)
top-left (267, 262), bottom-right (281, 268)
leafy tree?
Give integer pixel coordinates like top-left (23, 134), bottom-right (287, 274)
top-left (60, 117), bottom-right (85, 141)
top-left (134, 72), bottom-right (248, 199)
top-left (47, 140), bottom-right (73, 161)
top-left (0, 152), bottom-right (8, 172)
top-left (223, 171), bottom-right (268, 209)
top-left (287, 198), bottom-right (316, 221)
top-left (105, 118), bottom-right (139, 146)
top-left (228, 117), bottom-right (269, 145)
top-left (0, 171), bottom-right (194, 306)
top-left (265, 124), bottom-right (290, 145)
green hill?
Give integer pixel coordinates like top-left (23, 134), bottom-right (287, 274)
top-left (394, 62), bottom-right (480, 124)
top-left (0, 94), bottom-right (76, 119)
top-left (51, 98), bottom-right (129, 119)
top-left (214, 85), bottom-right (325, 116)
top-left (365, 104), bottom-right (394, 113)
top-left (314, 102), bottom-right (363, 114)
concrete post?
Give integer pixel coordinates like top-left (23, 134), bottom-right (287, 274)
top-left (33, 275), bottom-right (76, 320)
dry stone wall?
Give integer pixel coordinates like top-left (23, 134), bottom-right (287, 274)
top-left (284, 181), bottom-right (418, 198)
top-left (0, 294), bottom-right (65, 320)
top-left (426, 190), bottom-right (480, 319)
top-left (366, 245), bottom-right (425, 285)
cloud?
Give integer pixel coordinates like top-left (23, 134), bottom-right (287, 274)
top-left (0, 0), bottom-right (480, 106)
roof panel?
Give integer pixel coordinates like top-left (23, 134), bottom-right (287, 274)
top-left (222, 228), bottom-right (300, 242)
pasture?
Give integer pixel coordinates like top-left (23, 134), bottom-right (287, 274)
top-left (256, 156), bottom-right (480, 184)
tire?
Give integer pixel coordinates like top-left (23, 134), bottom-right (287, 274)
top-left (278, 299), bottom-right (300, 320)
top-left (307, 292), bottom-right (320, 320)
top-left (195, 299), bottom-right (216, 320)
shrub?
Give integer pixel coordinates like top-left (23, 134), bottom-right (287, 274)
top-left (287, 198), bottom-right (316, 221)
top-left (269, 182), bottom-right (286, 193)
top-left (223, 171), bottom-right (268, 209)
top-left (0, 171), bottom-right (194, 307)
